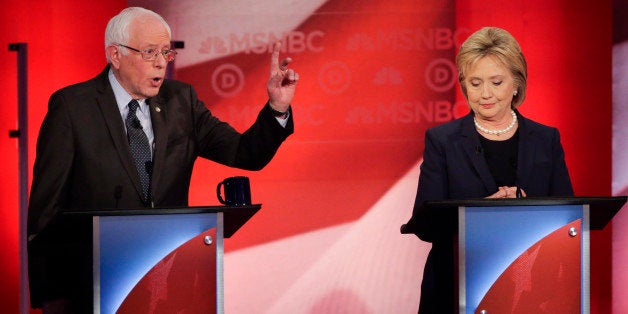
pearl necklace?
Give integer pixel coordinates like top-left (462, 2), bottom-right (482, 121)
top-left (474, 110), bottom-right (517, 136)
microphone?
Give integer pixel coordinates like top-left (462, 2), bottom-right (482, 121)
top-left (144, 161), bottom-right (154, 208)
top-left (132, 118), bottom-right (142, 129)
top-left (144, 160), bottom-right (153, 176)
top-left (475, 145), bottom-right (483, 155)
top-left (114, 185), bottom-right (122, 208)
top-left (516, 186), bottom-right (522, 198)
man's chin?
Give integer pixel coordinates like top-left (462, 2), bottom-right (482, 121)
top-left (142, 87), bottom-right (161, 98)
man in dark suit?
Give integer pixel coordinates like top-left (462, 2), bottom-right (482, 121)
top-left (27, 7), bottom-right (298, 313)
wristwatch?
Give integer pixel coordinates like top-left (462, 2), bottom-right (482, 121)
top-left (270, 106), bottom-right (290, 119)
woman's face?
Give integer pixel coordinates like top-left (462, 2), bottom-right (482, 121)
top-left (463, 55), bottom-right (517, 123)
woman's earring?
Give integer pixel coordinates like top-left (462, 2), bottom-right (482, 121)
top-left (513, 90), bottom-right (518, 96)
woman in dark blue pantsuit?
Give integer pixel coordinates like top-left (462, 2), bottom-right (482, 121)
top-left (402, 27), bottom-right (574, 313)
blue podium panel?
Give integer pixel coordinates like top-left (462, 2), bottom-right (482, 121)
top-left (93, 212), bottom-right (223, 314)
top-left (459, 204), bottom-right (589, 314)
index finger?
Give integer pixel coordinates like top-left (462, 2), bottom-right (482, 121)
top-left (270, 41), bottom-right (281, 73)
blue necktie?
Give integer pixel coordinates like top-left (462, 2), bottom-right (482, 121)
top-left (125, 99), bottom-right (152, 202)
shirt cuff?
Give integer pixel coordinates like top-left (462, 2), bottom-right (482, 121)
top-left (275, 112), bottom-right (290, 128)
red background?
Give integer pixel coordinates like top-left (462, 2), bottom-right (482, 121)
top-left (0, 0), bottom-right (616, 312)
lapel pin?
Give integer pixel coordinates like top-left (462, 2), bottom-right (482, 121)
top-left (155, 106), bottom-right (161, 112)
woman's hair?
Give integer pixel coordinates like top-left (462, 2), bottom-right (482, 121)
top-left (104, 7), bottom-right (171, 62)
top-left (456, 27), bottom-right (527, 108)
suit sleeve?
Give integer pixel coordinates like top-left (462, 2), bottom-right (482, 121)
top-left (549, 128), bottom-right (574, 196)
top-left (190, 86), bottom-right (293, 170)
top-left (27, 91), bottom-right (75, 238)
top-left (26, 91), bottom-right (76, 307)
top-left (402, 129), bottom-right (451, 242)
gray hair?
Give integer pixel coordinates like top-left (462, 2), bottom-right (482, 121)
top-left (104, 7), bottom-right (171, 62)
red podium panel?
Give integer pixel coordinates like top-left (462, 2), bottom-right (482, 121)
top-left (413, 197), bottom-right (626, 314)
top-left (460, 203), bottom-right (586, 313)
top-left (473, 219), bottom-right (581, 312)
top-left (65, 205), bottom-right (260, 314)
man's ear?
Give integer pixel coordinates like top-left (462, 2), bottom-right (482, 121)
top-left (106, 45), bottom-right (121, 69)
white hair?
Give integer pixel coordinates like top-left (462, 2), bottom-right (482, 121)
top-left (104, 7), bottom-right (172, 62)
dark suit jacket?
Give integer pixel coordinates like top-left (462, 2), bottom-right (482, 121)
top-left (402, 110), bottom-right (573, 313)
top-left (27, 66), bottom-right (293, 308)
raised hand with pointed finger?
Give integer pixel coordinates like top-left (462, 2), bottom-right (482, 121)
top-left (266, 41), bottom-right (299, 113)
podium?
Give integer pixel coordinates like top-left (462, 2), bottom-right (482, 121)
top-left (44, 205), bottom-right (260, 314)
top-left (417, 196), bottom-right (626, 313)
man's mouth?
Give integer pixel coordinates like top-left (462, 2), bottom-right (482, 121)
top-left (151, 77), bottom-right (163, 87)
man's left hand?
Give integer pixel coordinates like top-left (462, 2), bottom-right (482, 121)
top-left (267, 41), bottom-right (299, 112)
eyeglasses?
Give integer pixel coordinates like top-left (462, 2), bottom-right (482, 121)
top-left (118, 44), bottom-right (177, 62)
